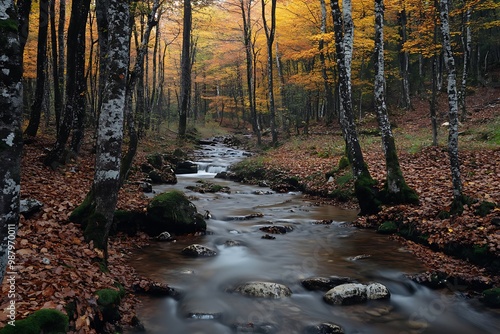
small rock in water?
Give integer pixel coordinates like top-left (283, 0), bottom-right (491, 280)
top-left (231, 281), bottom-right (292, 299)
top-left (231, 322), bottom-right (277, 333)
top-left (154, 231), bottom-right (175, 242)
top-left (259, 225), bottom-right (294, 234)
top-left (347, 254), bottom-right (371, 261)
top-left (181, 244), bottom-right (217, 257)
top-left (366, 282), bottom-right (391, 300)
top-left (261, 234), bottom-right (276, 240)
top-left (224, 240), bottom-right (243, 247)
top-left (301, 276), bottom-right (355, 291)
top-left (303, 322), bottom-right (344, 334)
top-left (323, 283), bottom-right (368, 305)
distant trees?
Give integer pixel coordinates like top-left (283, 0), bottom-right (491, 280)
top-left (0, 0), bottom-right (23, 285)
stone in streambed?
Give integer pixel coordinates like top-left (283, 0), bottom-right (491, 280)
top-left (231, 282), bottom-right (292, 298)
top-left (323, 283), bottom-right (367, 305)
top-left (366, 282), bottom-right (391, 300)
top-left (303, 322), bottom-right (344, 334)
top-left (301, 276), bottom-right (355, 291)
top-left (181, 244), bottom-right (217, 257)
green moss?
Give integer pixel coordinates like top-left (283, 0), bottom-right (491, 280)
top-left (0, 309), bottom-right (68, 334)
top-left (377, 221), bottom-right (398, 234)
top-left (0, 19), bottom-right (18, 33)
top-left (95, 288), bottom-right (125, 324)
top-left (472, 244), bottom-right (488, 256)
top-left (354, 170), bottom-right (381, 215)
top-left (338, 156), bottom-right (350, 169)
top-left (482, 288), bottom-right (500, 308)
top-left (336, 172), bottom-right (354, 187)
top-left (475, 201), bottom-right (496, 217)
top-left (328, 189), bottom-right (353, 202)
top-left (437, 210), bottom-right (450, 219)
top-left (83, 212), bottom-right (108, 250)
top-left (69, 192), bottom-right (95, 227)
top-left (146, 153), bottom-right (163, 169)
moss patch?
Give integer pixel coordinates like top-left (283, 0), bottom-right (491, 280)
top-left (481, 288), bottom-right (500, 308)
top-left (0, 309), bottom-right (68, 334)
top-left (377, 221), bottom-right (398, 234)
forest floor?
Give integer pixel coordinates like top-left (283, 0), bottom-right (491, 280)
top-left (0, 88), bottom-right (499, 333)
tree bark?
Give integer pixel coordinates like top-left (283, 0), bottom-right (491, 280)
top-left (319, 0), bottom-right (336, 124)
top-left (44, 0), bottom-right (90, 167)
top-left (440, 0), bottom-right (465, 213)
top-left (459, 5), bottom-right (471, 121)
top-left (261, 0), bottom-right (278, 145)
top-left (0, 0), bottom-right (23, 285)
top-left (178, 0), bottom-right (192, 139)
top-left (50, 0), bottom-right (63, 135)
top-left (24, 0), bottom-right (48, 137)
top-left (72, 0), bottom-right (130, 260)
top-left (374, 0), bottom-right (418, 204)
top-left (398, 3), bottom-right (411, 109)
top-left (331, 0), bottom-right (380, 215)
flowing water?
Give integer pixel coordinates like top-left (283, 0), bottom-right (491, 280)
top-left (129, 139), bottom-right (500, 334)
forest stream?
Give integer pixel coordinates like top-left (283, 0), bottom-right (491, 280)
top-left (128, 139), bottom-right (500, 334)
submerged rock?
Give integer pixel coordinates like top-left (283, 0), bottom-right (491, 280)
top-left (301, 276), bottom-right (355, 291)
top-left (231, 282), bottom-right (292, 299)
top-left (324, 283), bottom-right (368, 305)
top-left (303, 322), bottom-right (344, 334)
top-left (181, 244), bottom-right (217, 257)
top-left (259, 225), bottom-right (294, 234)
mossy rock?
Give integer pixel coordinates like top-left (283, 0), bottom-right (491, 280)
top-left (0, 309), bottom-right (68, 334)
top-left (146, 153), bottom-right (163, 169)
top-left (377, 221), bottom-right (398, 234)
top-left (354, 171), bottom-right (381, 216)
top-left (146, 190), bottom-right (206, 235)
top-left (481, 288), bottom-right (500, 308)
top-left (94, 288), bottom-right (125, 329)
top-left (338, 156), bottom-right (350, 170)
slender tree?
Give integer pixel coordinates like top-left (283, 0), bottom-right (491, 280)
top-left (374, 0), bottom-right (418, 204)
top-left (178, 0), bottom-right (192, 138)
top-left (24, 0), bottom-right (48, 137)
top-left (398, 1), bottom-right (411, 109)
top-left (331, 0), bottom-right (380, 215)
top-left (261, 0), bottom-right (278, 145)
top-left (440, 0), bottom-right (466, 213)
top-left (71, 0), bottom-right (130, 260)
top-left (0, 0), bottom-right (23, 285)
top-left (459, 3), bottom-right (471, 121)
top-left (49, 0), bottom-right (63, 134)
top-left (319, 0), bottom-right (336, 124)
top-left (44, 0), bottom-right (91, 167)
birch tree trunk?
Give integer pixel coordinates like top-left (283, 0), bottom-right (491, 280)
top-left (374, 0), bottom-right (418, 204)
top-left (440, 0), bottom-right (465, 214)
top-left (0, 0), bottom-right (23, 285)
top-left (71, 0), bottom-right (130, 260)
top-left (459, 5), bottom-right (471, 121)
top-left (331, 0), bottom-right (380, 215)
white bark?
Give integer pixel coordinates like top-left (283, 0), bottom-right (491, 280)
top-left (0, 0), bottom-right (23, 285)
top-left (440, 0), bottom-right (463, 200)
top-left (343, 0), bottom-right (353, 98)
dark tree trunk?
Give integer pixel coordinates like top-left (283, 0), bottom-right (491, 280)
top-left (44, 0), bottom-right (90, 167)
top-left (320, 0), bottom-right (336, 124)
top-left (16, 0), bottom-right (32, 63)
top-left (178, 0), bottom-right (192, 139)
top-left (0, 0), bottom-right (23, 285)
top-left (50, 0), bottom-right (62, 135)
top-left (261, 0), bottom-right (278, 145)
top-left (398, 4), bottom-right (411, 109)
top-left (24, 0), bottom-right (48, 137)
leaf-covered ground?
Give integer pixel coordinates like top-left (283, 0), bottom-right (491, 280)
top-left (0, 88), bottom-right (499, 332)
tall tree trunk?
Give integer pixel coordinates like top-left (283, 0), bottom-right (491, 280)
top-left (440, 0), bottom-right (465, 214)
top-left (430, 1), bottom-right (440, 146)
top-left (0, 0), bottom-right (23, 285)
top-left (24, 0), bottom-right (48, 137)
top-left (275, 42), bottom-right (288, 136)
top-left (50, 0), bottom-right (62, 135)
top-left (331, 0), bottom-right (380, 215)
top-left (398, 3), bottom-right (411, 109)
top-left (44, 0), bottom-right (90, 167)
top-left (71, 0), bottom-right (130, 260)
top-left (459, 4), bottom-right (471, 121)
top-left (121, 0), bottom-right (160, 184)
top-left (374, 0), bottom-right (418, 204)
top-left (178, 0), bottom-right (192, 139)
top-left (17, 0), bottom-right (32, 71)
top-left (319, 0), bottom-right (336, 124)
top-left (57, 0), bottom-right (66, 119)
top-left (261, 0), bottom-right (278, 145)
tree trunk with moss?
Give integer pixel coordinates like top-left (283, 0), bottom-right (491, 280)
top-left (331, 0), bottom-right (380, 215)
top-left (71, 0), bottom-right (130, 259)
top-left (0, 0), bottom-right (23, 285)
top-left (374, 0), bottom-right (418, 205)
top-left (440, 0), bottom-right (466, 214)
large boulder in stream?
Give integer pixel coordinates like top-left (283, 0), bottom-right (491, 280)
top-left (301, 276), bottom-right (355, 291)
top-left (231, 282), bottom-right (292, 299)
top-left (323, 283), bottom-right (390, 305)
top-left (146, 190), bottom-right (206, 235)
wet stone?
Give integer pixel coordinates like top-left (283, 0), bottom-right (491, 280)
top-left (231, 322), bottom-right (277, 333)
top-left (301, 276), bottom-right (355, 291)
top-left (231, 282), bottom-right (292, 299)
top-left (259, 225), bottom-right (294, 234)
top-left (323, 283), bottom-right (368, 305)
top-left (181, 244), bottom-right (217, 257)
top-left (303, 322), bottom-right (344, 334)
